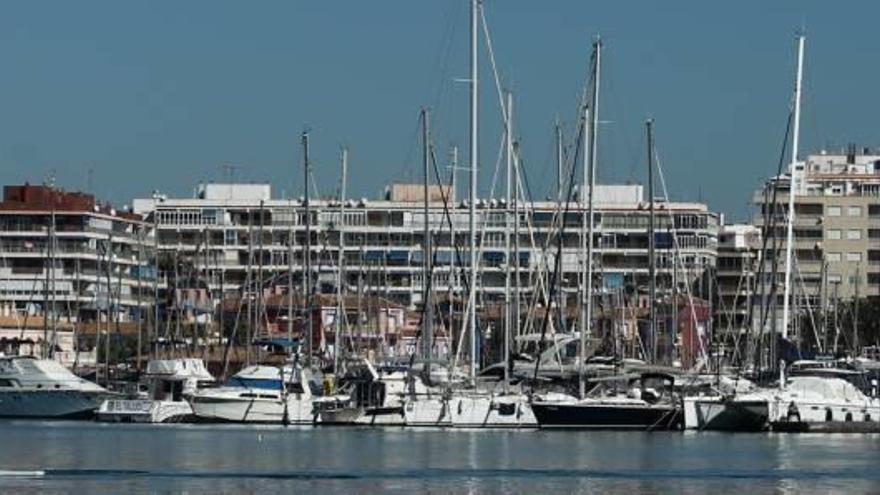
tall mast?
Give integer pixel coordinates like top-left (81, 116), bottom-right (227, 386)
top-left (136, 229), bottom-right (144, 371)
top-left (468, 0), bottom-right (479, 382)
top-left (152, 206), bottom-right (161, 361)
top-left (287, 195), bottom-right (295, 361)
top-left (556, 119), bottom-right (563, 198)
top-left (450, 146), bottom-right (459, 329)
top-left (421, 109), bottom-right (434, 370)
top-left (503, 91), bottom-right (513, 392)
top-left (781, 34), bottom-right (805, 342)
top-left (257, 199), bottom-right (265, 351)
top-left (580, 37), bottom-right (601, 399)
top-left (335, 147), bottom-right (348, 373)
top-left (302, 131), bottom-right (312, 365)
top-left (513, 142), bottom-right (521, 345)
top-left (646, 119), bottom-right (657, 364)
top-left (43, 203), bottom-right (54, 359)
top-left (245, 208), bottom-right (253, 365)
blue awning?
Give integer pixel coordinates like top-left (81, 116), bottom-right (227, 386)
top-left (364, 250), bottom-right (384, 262)
top-left (411, 251), bottom-right (425, 264)
top-left (433, 251), bottom-right (453, 265)
top-left (386, 250), bottom-right (410, 263)
top-left (483, 251), bottom-right (505, 264)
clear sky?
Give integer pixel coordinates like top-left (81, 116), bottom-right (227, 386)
top-left (0, 1), bottom-right (877, 221)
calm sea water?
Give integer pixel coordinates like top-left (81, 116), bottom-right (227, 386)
top-left (0, 421), bottom-right (877, 494)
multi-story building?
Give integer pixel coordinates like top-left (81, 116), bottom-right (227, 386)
top-left (714, 223), bottom-right (761, 339)
top-left (753, 146), bottom-right (880, 341)
top-left (0, 184), bottom-right (156, 361)
top-left (133, 182), bottom-right (719, 353)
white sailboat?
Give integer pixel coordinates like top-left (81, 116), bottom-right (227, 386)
top-left (402, 0), bottom-right (537, 429)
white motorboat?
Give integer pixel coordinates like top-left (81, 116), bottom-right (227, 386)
top-left (188, 363), bottom-right (318, 424)
top-left (0, 355), bottom-right (114, 419)
top-left (96, 358), bottom-right (214, 423)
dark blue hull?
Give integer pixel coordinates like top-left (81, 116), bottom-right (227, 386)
top-left (532, 402), bottom-right (681, 430)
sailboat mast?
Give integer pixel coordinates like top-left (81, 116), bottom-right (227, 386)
top-left (468, 0), bottom-right (479, 382)
top-left (556, 120), bottom-right (563, 198)
top-left (504, 91), bottom-right (513, 392)
top-left (646, 119), bottom-right (657, 364)
top-left (302, 131), bottom-right (312, 365)
top-left (513, 142), bottom-right (521, 345)
top-left (422, 109), bottom-right (434, 370)
top-left (781, 34), bottom-right (805, 342)
top-left (287, 196), bottom-right (296, 362)
top-left (580, 37), bottom-right (601, 399)
top-left (335, 147), bottom-right (348, 373)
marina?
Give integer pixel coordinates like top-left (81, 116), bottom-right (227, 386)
top-left (0, 6), bottom-right (879, 434)
top-left (2, 1), bottom-right (880, 492)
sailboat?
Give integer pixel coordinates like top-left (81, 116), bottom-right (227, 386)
top-left (401, 0), bottom-right (539, 428)
top-left (681, 35), bottom-right (880, 432)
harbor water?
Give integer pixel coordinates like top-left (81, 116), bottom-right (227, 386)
top-left (0, 422), bottom-right (878, 493)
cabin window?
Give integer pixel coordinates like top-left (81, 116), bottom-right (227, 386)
top-left (0, 379), bottom-right (14, 387)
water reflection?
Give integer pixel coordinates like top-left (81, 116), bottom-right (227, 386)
top-left (0, 422), bottom-right (877, 494)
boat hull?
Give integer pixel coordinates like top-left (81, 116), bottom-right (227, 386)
top-left (96, 399), bottom-right (195, 424)
top-left (683, 397), bottom-right (769, 431)
top-left (450, 395), bottom-right (537, 428)
top-left (189, 393), bottom-right (316, 424)
top-left (532, 402), bottom-right (681, 430)
top-left (0, 390), bottom-right (110, 419)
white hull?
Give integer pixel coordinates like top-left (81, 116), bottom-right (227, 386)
top-left (404, 393), bottom-right (536, 428)
top-left (403, 396), bottom-right (452, 427)
top-left (0, 390), bottom-right (108, 419)
top-left (190, 391), bottom-right (316, 424)
top-left (96, 399), bottom-right (195, 424)
top-left (451, 394), bottom-right (536, 428)
top-left (767, 397), bottom-right (880, 424)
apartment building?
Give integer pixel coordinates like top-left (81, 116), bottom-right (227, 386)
top-left (714, 223), bottom-right (761, 339)
top-left (0, 184), bottom-right (157, 341)
top-left (133, 182), bottom-right (719, 347)
top-left (752, 147), bottom-right (880, 345)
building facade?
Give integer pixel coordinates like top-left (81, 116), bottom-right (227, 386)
top-left (133, 182), bottom-right (720, 349)
top-left (753, 147), bottom-right (880, 344)
top-left (0, 185), bottom-right (157, 350)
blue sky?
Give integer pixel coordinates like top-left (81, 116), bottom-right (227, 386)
top-left (0, 1), bottom-right (877, 221)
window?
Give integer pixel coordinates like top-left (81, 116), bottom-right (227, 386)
top-left (848, 206), bottom-right (862, 217)
top-left (826, 252), bottom-right (841, 262)
top-left (847, 229), bottom-right (862, 240)
top-left (847, 252), bottom-right (862, 262)
top-left (827, 230), bottom-right (841, 240)
top-left (827, 206), bottom-right (841, 217)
